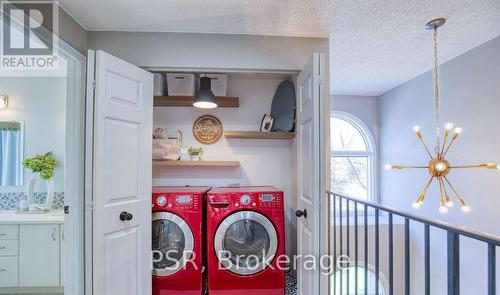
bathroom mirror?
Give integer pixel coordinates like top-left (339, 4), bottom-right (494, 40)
top-left (0, 121), bottom-right (24, 186)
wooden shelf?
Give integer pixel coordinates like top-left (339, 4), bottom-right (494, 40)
top-left (154, 96), bottom-right (239, 107)
top-left (153, 160), bottom-right (240, 167)
top-left (224, 131), bottom-right (296, 140)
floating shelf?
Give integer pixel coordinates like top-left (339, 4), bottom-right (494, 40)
top-left (153, 160), bottom-right (240, 167)
top-left (224, 131), bottom-right (296, 140)
top-left (154, 96), bottom-right (239, 107)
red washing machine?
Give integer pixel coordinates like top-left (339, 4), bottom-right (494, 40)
top-left (152, 186), bottom-right (211, 295)
top-left (206, 186), bottom-right (286, 295)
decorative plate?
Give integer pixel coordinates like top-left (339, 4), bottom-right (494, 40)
top-left (192, 115), bottom-right (223, 145)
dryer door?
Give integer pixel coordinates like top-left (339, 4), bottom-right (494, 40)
top-left (152, 212), bottom-right (194, 276)
top-left (214, 211), bottom-right (278, 275)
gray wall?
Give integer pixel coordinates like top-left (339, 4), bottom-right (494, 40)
top-left (87, 31), bottom-right (328, 70)
top-left (379, 35), bottom-right (500, 295)
top-left (58, 8), bottom-right (87, 54)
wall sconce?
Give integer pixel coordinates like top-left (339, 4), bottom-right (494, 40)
top-left (0, 94), bottom-right (8, 109)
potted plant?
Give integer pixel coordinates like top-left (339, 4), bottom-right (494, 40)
top-left (22, 152), bottom-right (57, 211)
top-left (187, 147), bottom-right (204, 161)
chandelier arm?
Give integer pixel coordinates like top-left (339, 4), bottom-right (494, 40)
top-left (416, 133), bottom-right (435, 159)
top-left (421, 176), bottom-right (435, 197)
top-left (439, 130), bottom-right (450, 158)
top-left (451, 164), bottom-right (498, 169)
top-left (390, 165), bottom-right (428, 170)
top-left (440, 177), bottom-right (452, 204)
top-left (442, 136), bottom-right (458, 158)
top-left (443, 176), bottom-right (467, 207)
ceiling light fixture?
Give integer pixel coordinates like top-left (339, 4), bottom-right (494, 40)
top-left (385, 18), bottom-right (499, 214)
top-left (193, 75), bottom-right (217, 109)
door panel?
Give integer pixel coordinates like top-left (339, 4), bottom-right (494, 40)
top-left (296, 53), bottom-right (326, 295)
top-left (90, 50), bottom-right (153, 295)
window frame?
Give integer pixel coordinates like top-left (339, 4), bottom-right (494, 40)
top-left (330, 111), bottom-right (377, 203)
top-left (331, 262), bottom-right (388, 295)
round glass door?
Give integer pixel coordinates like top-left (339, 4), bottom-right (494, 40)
top-left (152, 212), bottom-right (194, 276)
top-left (214, 211), bottom-right (278, 275)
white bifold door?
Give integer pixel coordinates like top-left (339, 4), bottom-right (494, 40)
top-left (296, 53), bottom-right (329, 295)
top-left (86, 50), bottom-right (153, 295)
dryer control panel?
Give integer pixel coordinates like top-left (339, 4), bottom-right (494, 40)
top-left (153, 193), bottom-right (200, 211)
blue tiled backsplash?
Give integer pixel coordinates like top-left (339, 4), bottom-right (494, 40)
top-left (0, 192), bottom-right (64, 210)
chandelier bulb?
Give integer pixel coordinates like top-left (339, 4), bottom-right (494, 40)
top-left (445, 122), bottom-right (455, 131)
top-left (413, 125), bottom-right (421, 133)
top-left (438, 205), bottom-right (449, 214)
top-left (385, 164), bottom-right (393, 170)
top-left (411, 202), bottom-right (422, 209)
top-left (461, 205), bottom-right (471, 213)
top-left (453, 127), bottom-right (463, 135)
top-left (445, 200), bottom-right (454, 208)
top-left (496, 164), bottom-right (500, 170)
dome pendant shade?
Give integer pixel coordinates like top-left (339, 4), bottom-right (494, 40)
top-left (194, 77), bottom-right (217, 109)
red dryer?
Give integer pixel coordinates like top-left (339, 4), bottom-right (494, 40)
top-left (152, 186), bottom-right (211, 295)
top-left (206, 186), bottom-right (286, 295)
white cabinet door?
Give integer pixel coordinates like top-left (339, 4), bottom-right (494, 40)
top-left (19, 224), bottom-right (60, 287)
top-left (0, 257), bottom-right (18, 287)
top-left (88, 50), bottom-right (153, 295)
top-left (296, 53), bottom-right (327, 295)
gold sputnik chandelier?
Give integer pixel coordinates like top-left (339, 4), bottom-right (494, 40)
top-left (385, 18), bottom-right (499, 214)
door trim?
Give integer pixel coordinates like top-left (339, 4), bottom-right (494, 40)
top-left (214, 211), bottom-right (278, 276)
top-left (152, 212), bottom-right (194, 277)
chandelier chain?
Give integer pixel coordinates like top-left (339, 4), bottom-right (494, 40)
top-left (433, 27), bottom-right (440, 154)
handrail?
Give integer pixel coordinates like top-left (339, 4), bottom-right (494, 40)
top-left (327, 190), bottom-right (498, 295)
top-left (327, 190), bottom-right (500, 246)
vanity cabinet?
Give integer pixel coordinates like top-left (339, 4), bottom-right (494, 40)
top-left (19, 224), bottom-right (60, 287)
top-left (0, 220), bottom-right (63, 293)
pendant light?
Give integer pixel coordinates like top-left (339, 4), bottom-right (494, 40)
top-left (385, 18), bottom-right (500, 214)
top-left (193, 75), bottom-right (217, 109)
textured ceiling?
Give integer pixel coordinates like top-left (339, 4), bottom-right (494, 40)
top-left (59, 0), bottom-right (329, 37)
top-left (329, 0), bottom-right (500, 95)
top-left (60, 0), bottom-right (500, 95)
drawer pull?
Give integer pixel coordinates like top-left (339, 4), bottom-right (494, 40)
top-left (0, 269), bottom-right (5, 272)
top-left (0, 246), bottom-right (5, 249)
top-left (0, 233), bottom-right (5, 236)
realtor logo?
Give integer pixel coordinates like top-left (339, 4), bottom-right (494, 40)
top-left (1, 0), bottom-right (59, 71)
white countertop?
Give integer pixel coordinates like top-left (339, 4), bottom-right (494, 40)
top-left (0, 210), bottom-right (64, 224)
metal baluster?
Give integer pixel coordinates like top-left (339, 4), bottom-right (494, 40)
top-left (355, 201), bottom-right (359, 295)
top-left (488, 243), bottom-right (496, 295)
top-left (375, 208), bottom-right (380, 295)
top-left (425, 224), bottom-right (430, 295)
top-left (388, 213), bottom-right (394, 295)
top-left (347, 200), bottom-right (350, 294)
top-left (340, 197), bottom-right (343, 294)
top-left (333, 195), bottom-right (337, 295)
top-left (447, 231), bottom-right (460, 295)
top-left (364, 204), bottom-right (368, 295)
top-left (405, 218), bottom-right (410, 295)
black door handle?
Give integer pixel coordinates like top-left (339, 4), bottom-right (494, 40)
top-left (296, 209), bottom-right (307, 218)
top-left (119, 211), bottom-right (133, 221)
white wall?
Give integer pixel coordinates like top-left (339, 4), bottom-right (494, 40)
top-left (87, 31), bottom-right (328, 71)
top-left (0, 77), bottom-right (67, 193)
top-left (153, 74), bottom-right (298, 256)
top-left (379, 36), bottom-right (500, 294)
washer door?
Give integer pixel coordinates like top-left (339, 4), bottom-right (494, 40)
top-left (152, 212), bottom-right (194, 276)
top-left (214, 211), bottom-right (278, 275)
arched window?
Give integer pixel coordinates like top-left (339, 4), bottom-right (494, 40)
top-left (331, 266), bottom-right (387, 295)
top-left (331, 112), bottom-right (376, 201)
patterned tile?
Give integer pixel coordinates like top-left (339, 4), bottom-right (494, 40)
top-left (0, 192), bottom-right (64, 210)
top-left (286, 271), bottom-right (297, 295)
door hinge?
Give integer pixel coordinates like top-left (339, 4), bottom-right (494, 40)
top-left (91, 80), bottom-right (96, 90)
top-left (86, 201), bottom-right (95, 211)
top-left (318, 78), bottom-right (324, 86)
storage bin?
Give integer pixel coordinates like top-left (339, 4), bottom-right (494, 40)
top-left (153, 73), bottom-right (165, 96)
top-left (166, 73), bottom-right (196, 96)
top-left (205, 74), bottom-right (228, 97)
